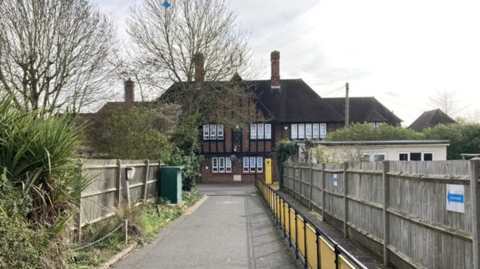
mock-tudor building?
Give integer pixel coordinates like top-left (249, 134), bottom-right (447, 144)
top-left (81, 51), bottom-right (401, 184)
top-left (162, 51), bottom-right (402, 184)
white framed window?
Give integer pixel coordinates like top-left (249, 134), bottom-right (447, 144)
top-left (217, 125), bottom-right (224, 140)
top-left (291, 124), bottom-right (298, 139)
top-left (219, 157), bottom-right (225, 172)
top-left (250, 124), bottom-right (257, 139)
top-left (361, 154), bottom-right (370, 162)
top-left (212, 157), bottom-right (218, 173)
top-left (243, 157), bottom-right (249, 172)
top-left (399, 152), bottom-right (434, 161)
top-left (313, 123), bottom-right (320, 139)
top-left (399, 153), bottom-right (409, 161)
top-left (226, 157), bottom-right (232, 172)
top-left (410, 152), bottom-right (422, 161)
top-left (423, 152), bottom-right (434, 161)
top-left (210, 125), bottom-right (217, 140)
top-left (298, 124), bottom-right (305, 139)
top-left (258, 123), bottom-right (264, 139)
top-left (203, 125), bottom-right (209, 140)
top-left (250, 157), bottom-right (256, 172)
top-left (265, 124), bottom-right (272, 139)
top-left (305, 124), bottom-right (312, 139)
top-left (320, 123), bottom-right (327, 138)
top-left (374, 153), bottom-right (387, 162)
top-left (257, 157), bottom-right (263, 172)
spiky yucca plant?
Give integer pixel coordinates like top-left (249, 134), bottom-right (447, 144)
top-left (0, 95), bottom-right (91, 268)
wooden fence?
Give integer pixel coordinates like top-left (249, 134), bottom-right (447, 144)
top-left (283, 160), bottom-right (480, 269)
top-left (78, 159), bottom-right (162, 230)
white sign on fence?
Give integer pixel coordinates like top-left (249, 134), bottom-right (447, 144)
top-left (446, 184), bottom-right (465, 213)
top-left (333, 174), bottom-right (338, 186)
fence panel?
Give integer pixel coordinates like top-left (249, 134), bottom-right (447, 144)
top-left (283, 160), bottom-right (477, 269)
top-left (324, 163), bottom-right (345, 221)
top-left (79, 159), bottom-right (161, 228)
top-left (347, 162), bottom-right (384, 241)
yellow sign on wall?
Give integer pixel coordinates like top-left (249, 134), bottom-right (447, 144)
top-left (265, 158), bottom-right (272, 184)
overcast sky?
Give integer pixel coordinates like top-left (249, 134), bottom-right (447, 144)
top-left (97, 0), bottom-right (480, 126)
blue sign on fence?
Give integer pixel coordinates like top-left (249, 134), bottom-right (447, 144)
top-left (446, 184), bottom-right (465, 213)
top-left (333, 174), bottom-right (338, 186)
top-left (447, 192), bottom-right (464, 203)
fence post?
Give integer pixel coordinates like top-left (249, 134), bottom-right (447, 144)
top-left (143, 160), bottom-right (150, 200)
top-left (116, 159), bottom-right (122, 206)
top-left (321, 163), bottom-right (325, 219)
top-left (309, 163), bottom-right (314, 210)
top-left (293, 163), bottom-right (297, 199)
top-left (382, 161), bottom-right (390, 267)
top-left (77, 160), bottom-right (84, 242)
top-left (123, 219), bottom-right (128, 243)
top-left (343, 162), bottom-right (348, 238)
top-left (469, 158), bottom-right (480, 269)
top-left (299, 164), bottom-right (303, 201)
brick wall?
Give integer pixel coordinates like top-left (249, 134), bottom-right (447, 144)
top-left (199, 157), bottom-right (279, 184)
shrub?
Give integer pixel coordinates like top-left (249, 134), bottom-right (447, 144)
top-left (0, 95), bottom-right (91, 268)
top-left (0, 210), bottom-right (46, 269)
top-left (325, 122), bottom-right (423, 141)
top-left (168, 148), bottom-right (203, 191)
top-left (94, 106), bottom-right (173, 160)
top-left (273, 140), bottom-right (297, 187)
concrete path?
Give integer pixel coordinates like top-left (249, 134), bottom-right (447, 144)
top-left (113, 184), bottom-right (300, 269)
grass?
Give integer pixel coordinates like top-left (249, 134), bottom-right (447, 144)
top-left (67, 188), bottom-right (204, 269)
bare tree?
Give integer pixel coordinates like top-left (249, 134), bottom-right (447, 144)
top-left (126, 0), bottom-right (262, 127)
top-left (0, 0), bottom-right (117, 113)
top-left (429, 89), bottom-right (467, 116)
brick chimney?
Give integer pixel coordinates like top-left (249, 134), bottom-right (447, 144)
top-left (194, 53), bottom-right (205, 82)
top-left (124, 79), bottom-right (134, 106)
top-left (271, 50), bottom-right (280, 89)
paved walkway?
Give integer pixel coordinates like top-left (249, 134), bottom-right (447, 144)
top-left (113, 184), bottom-right (300, 269)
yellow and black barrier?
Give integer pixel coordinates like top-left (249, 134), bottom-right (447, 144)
top-left (255, 177), bottom-right (367, 269)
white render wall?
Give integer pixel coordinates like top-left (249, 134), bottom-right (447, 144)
top-left (302, 143), bottom-right (449, 163)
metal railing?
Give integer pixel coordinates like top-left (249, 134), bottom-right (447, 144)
top-left (255, 177), bottom-right (368, 269)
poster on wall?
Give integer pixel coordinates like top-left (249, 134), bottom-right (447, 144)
top-left (446, 184), bottom-right (465, 213)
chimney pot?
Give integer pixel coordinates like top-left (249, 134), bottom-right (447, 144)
top-left (194, 53), bottom-right (205, 82)
top-left (271, 50), bottom-right (280, 89)
top-left (124, 79), bottom-right (134, 106)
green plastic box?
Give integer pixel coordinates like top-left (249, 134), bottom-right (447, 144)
top-left (160, 166), bottom-right (184, 204)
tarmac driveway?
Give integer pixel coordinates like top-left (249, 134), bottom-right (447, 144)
top-left (113, 183), bottom-right (300, 269)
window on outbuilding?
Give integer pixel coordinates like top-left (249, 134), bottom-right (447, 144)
top-left (423, 153), bottom-right (433, 161)
top-left (410, 153), bottom-right (422, 161)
